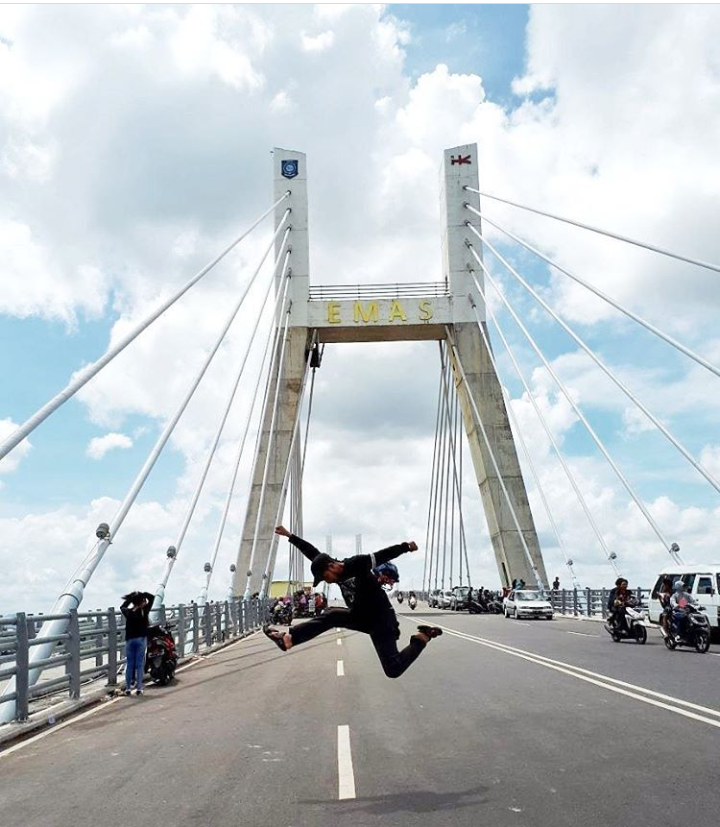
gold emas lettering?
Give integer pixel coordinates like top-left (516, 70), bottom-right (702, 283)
top-left (388, 300), bottom-right (407, 322)
top-left (419, 300), bottom-right (433, 321)
top-left (327, 302), bottom-right (341, 324)
top-left (353, 301), bottom-right (379, 324)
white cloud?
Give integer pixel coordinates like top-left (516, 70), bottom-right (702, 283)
top-left (301, 30), bottom-right (335, 52)
top-left (86, 432), bottom-right (133, 460)
top-left (3, 5), bottom-right (720, 611)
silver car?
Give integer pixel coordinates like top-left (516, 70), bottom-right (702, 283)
top-left (436, 589), bottom-right (454, 610)
top-left (504, 589), bottom-right (554, 620)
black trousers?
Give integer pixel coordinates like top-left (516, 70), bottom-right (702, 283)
top-left (288, 608), bottom-right (426, 679)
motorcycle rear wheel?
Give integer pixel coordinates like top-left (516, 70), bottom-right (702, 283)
top-left (694, 630), bottom-right (710, 654)
top-left (634, 625), bottom-right (647, 645)
top-left (664, 635), bottom-right (677, 650)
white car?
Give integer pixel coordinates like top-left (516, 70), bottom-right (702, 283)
top-left (504, 589), bottom-right (554, 620)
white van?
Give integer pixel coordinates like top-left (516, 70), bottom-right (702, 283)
top-left (647, 565), bottom-right (720, 629)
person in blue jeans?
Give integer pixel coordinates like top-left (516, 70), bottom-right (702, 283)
top-left (121, 591), bottom-right (153, 696)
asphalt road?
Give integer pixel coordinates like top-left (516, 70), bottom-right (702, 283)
top-left (1, 608), bottom-right (718, 827)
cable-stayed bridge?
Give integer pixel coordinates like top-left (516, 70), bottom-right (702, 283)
top-left (1, 145), bottom-right (719, 826)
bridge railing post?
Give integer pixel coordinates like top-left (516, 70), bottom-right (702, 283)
top-left (15, 612), bottom-right (29, 722)
top-left (585, 588), bottom-right (592, 617)
top-left (601, 589), bottom-right (607, 618)
top-left (192, 604), bottom-right (200, 653)
top-left (106, 608), bottom-right (118, 687)
top-left (67, 609), bottom-right (81, 700)
top-left (573, 589), bottom-right (579, 617)
top-left (561, 589), bottom-right (567, 615)
top-left (177, 605), bottom-right (187, 655)
top-left (203, 603), bottom-right (212, 648)
top-left (223, 601), bottom-right (231, 641)
top-left (94, 613), bottom-right (103, 669)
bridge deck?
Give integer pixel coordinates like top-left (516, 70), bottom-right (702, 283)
top-left (1, 610), bottom-right (718, 826)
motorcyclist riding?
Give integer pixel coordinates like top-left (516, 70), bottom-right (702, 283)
top-left (607, 577), bottom-right (636, 631)
top-left (669, 579), bottom-right (696, 640)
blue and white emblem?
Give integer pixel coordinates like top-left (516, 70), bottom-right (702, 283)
top-left (281, 159), bottom-right (299, 179)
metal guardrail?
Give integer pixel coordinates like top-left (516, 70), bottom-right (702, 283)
top-left (547, 587), bottom-right (650, 618)
top-left (308, 282), bottom-right (449, 301)
top-left (418, 588), bottom-right (652, 618)
top-left (0, 597), bottom-right (265, 725)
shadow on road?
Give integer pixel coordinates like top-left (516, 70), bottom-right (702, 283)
top-left (302, 784), bottom-right (490, 814)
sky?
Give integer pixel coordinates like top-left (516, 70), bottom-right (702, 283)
top-left (2, 4), bottom-right (720, 614)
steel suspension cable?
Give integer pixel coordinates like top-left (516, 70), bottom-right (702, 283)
top-left (438, 343), bottom-right (471, 590)
top-left (464, 187), bottom-right (720, 275)
top-left (468, 207), bottom-right (720, 381)
top-left (0, 213), bottom-right (290, 721)
top-left (440, 355), bottom-right (453, 590)
top-left (434, 350), bottom-right (451, 590)
top-left (445, 326), bottom-right (545, 589)
top-left (157, 236), bottom-right (291, 610)
top-left (195, 255), bottom-right (293, 607)
top-left (204, 273), bottom-right (291, 604)
top-left (422, 370), bottom-right (444, 597)
top-left (467, 221), bottom-right (720, 497)
top-left (259, 357), bottom-right (315, 595)
top-left (467, 294), bottom-right (583, 588)
top-left (468, 271), bottom-right (619, 573)
top-left (0, 192), bottom-right (291, 464)
top-left (466, 241), bottom-right (674, 554)
top-left (243, 298), bottom-right (294, 598)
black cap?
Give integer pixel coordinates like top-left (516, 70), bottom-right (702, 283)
top-left (311, 553), bottom-right (334, 587)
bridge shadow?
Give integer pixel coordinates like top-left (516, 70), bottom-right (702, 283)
top-left (301, 784), bottom-right (490, 814)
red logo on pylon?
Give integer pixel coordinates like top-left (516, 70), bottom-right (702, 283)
top-left (451, 155), bottom-right (471, 166)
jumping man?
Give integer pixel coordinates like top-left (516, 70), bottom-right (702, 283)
top-left (264, 526), bottom-right (442, 678)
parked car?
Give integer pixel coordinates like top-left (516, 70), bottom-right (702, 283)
top-left (450, 586), bottom-right (471, 611)
top-left (436, 589), bottom-right (454, 610)
top-left (427, 589), bottom-right (442, 608)
top-left (504, 589), bottom-right (553, 620)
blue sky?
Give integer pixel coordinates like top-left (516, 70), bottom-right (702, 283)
top-left (2, 4), bottom-right (720, 612)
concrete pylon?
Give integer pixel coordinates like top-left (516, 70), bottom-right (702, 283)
top-left (232, 149), bottom-right (311, 597)
top-left (447, 323), bottom-right (548, 588)
top-left (232, 143), bottom-right (548, 596)
top-left (440, 144), bottom-right (547, 589)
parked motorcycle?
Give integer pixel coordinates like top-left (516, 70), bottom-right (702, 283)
top-left (663, 605), bottom-right (711, 653)
top-left (603, 605), bottom-right (648, 644)
top-left (145, 624), bottom-right (178, 685)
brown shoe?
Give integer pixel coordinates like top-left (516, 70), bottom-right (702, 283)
top-left (417, 625), bottom-right (443, 639)
top-left (263, 625), bottom-right (288, 651)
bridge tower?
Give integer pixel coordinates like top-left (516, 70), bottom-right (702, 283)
top-left (232, 145), bottom-right (548, 595)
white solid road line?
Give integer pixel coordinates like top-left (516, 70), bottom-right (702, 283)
top-left (337, 660), bottom-right (345, 677)
top-left (337, 725), bottom-right (356, 800)
top-left (406, 619), bottom-right (720, 730)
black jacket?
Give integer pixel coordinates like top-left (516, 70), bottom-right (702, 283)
top-left (289, 534), bottom-right (410, 629)
top-left (121, 596), bottom-right (152, 641)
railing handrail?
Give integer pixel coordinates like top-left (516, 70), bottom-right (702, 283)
top-left (0, 597), bottom-right (266, 725)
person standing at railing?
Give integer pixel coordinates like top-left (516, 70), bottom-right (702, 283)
top-left (121, 591), bottom-right (153, 696)
top-left (552, 576), bottom-right (560, 591)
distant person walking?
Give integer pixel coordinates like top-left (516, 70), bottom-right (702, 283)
top-left (121, 591), bottom-right (153, 696)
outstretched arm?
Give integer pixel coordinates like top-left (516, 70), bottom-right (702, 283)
top-left (371, 541), bottom-right (417, 567)
top-left (342, 541), bottom-right (417, 576)
top-left (275, 525), bottom-right (321, 562)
